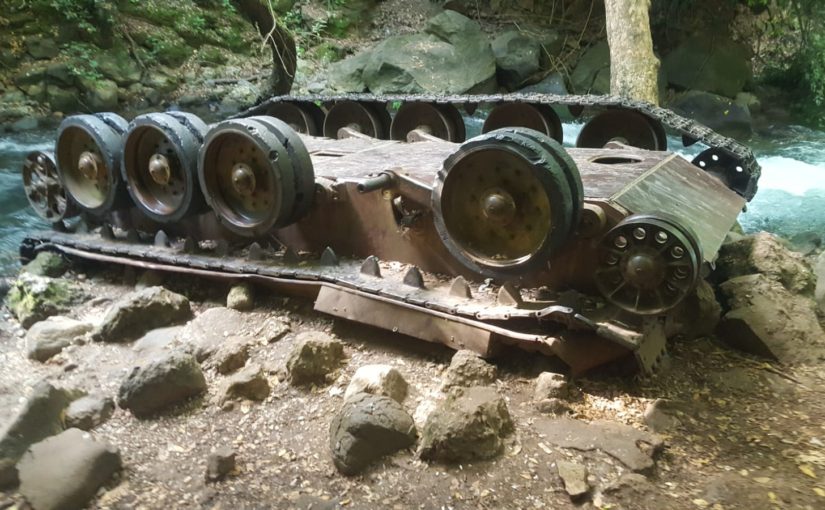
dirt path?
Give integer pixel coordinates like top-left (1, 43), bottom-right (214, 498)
top-left (1, 265), bottom-right (824, 510)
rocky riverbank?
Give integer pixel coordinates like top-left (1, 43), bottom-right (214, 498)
top-left (1, 229), bottom-right (824, 509)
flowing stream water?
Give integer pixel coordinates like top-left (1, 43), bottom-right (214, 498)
top-left (1, 121), bottom-right (824, 276)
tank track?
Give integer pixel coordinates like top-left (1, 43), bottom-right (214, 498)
top-left (237, 93), bottom-right (761, 201)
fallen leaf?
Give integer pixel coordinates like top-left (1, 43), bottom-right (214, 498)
top-left (754, 477), bottom-right (772, 484)
top-left (692, 499), bottom-right (709, 508)
top-left (814, 487), bottom-right (825, 497)
top-left (799, 464), bottom-right (817, 479)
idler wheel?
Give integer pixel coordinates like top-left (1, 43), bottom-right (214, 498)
top-left (390, 102), bottom-right (466, 142)
top-left (692, 148), bottom-right (752, 198)
top-left (265, 102), bottom-right (325, 136)
top-left (22, 151), bottom-right (78, 223)
top-left (122, 112), bottom-right (209, 223)
top-left (482, 103), bottom-right (563, 143)
top-left (198, 116), bottom-right (314, 237)
top-left (576, 109), bottom-right (667, 151)
top-left (432, 130), bottom-right (580, 279)
top-left (594, 213), bottom-right (702, 315)
top-left (490, 127), bottom-right (583, 235)
top-left (323, 100), bottom-right (390, 139)
top-left (55, 113), bottom-right (130, 216)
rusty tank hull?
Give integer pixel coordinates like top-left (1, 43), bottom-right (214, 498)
top-left (18, 93), bottom-right (758, 375)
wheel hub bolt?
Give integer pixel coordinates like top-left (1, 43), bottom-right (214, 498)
top-left (481, 189), bottom-right (516, 225)
top-left (78, 151), bottom-right (103, 180)
top-left (671, 246), bottom-right (685, 259)
top-left (231, 163), bottom-right (256, 195)
top-left (148, 154), bottom-right (172, 185)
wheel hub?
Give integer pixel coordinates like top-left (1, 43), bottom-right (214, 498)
top-left (148, 154), bottom-right (172, 185)
top-left (481, 188), bottom-right (516, 225)
top-left (231, 163), bottom-right (257, 195)
top-left (78, 151), bottom-right (103, 180)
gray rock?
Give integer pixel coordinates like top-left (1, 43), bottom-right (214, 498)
top-left (570, 41), bottom-right (610, 95)
top-left (536, 397), bottom-right (571, 415)
top-left (92, 286), bottom-right (191, 343)
top-left (46, 85), bottom-right (80, 113)
top-left (518, 72), bottom-right (568, 95)
top-left (716, 232), bottom-right (816, 295)
top-left (668, 90), bottom-right (752, 138)
top-left (534, 371), bottom-right (569, 400)
top-left (209, 336), bottom-right (251, 375)
top-left (344, 364), bottom-right (408, 403)
top-left (180, 307), bottom-right (245, 361)
top-left (285, 331), bottom-right (345, 387)
top-left (260, 316), bottom-right (291, 343)
top-left (22, 252), bottom-right (67, 278)
top-left (492, 30), bottom-right (541, 90)
top-left (557, 460), bottom-right (589, 499)
top-left (135, 270), bottom-right (165, 290)
top-left (441, 350), bottom-right (497, 391)
top-left (643, 399), bottom-right (683, 433)
top-left (329, 393), bottom-right (417, 475)
top-left (220, 363), bottom-right (270, 402)
top-left (419, 386), bottom-right (513, 462)
top-left (96, 46), bottom-right (142, 86)
top-left (221, 80), bottom-right (260, 111)
top-left (18, 428), bottom-right (121, 510)
top-left (787, 231), bottom-right (822, 255)
top-left (205, 446), bottom-right (236, 482)
top-left (361, 11), bottom-right (496, 94)
top-left (327, 50), bottom-right (371, 93)
top-left (0, 382), bottom-right (73, 488)
top-left (536, 417), bottom-right (663, 473)
top-left (81, 78), bottom-right (119, 111)
top-left (665, 279), bottom-right (721, 339)
top-left (117, 352), bottom-right (206, 418)
top-left (663, 34), bottom-right (752, 98)
top-left (25, 37), bottom-right (59, 60)
top-left (226, 283), bottom-right (254, 311)
top-left (6, 274), bottom-right (79, 328)
top-left (133, 326), bottom-right (181, 358)
top-left (718, 274), bottom-right (825, 363)
top-left (815, 251), bottom-right (825, 313)
top-left (65, 396), bottom-right (115, 431)
top-left (26, 316), bottom-right (93, 362)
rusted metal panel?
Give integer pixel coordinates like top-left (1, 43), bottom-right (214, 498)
top-left (612, 155), bottom-right (746, 261)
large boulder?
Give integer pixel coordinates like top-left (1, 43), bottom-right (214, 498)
top-left (668, 90), bottom-right (752, 139)
top-left (18, 428), bottom-right (121, 510)
top-left (329, 393), bottom-right (417, 475)
top-left (344, 364), bottom-right (409, 403)
top-left (361, 11), bottom-right (496, 94)
top-left (716, 232), bottom-right (816, 295)
top-left (81, 78), bottom-right (119, 111)
top-left (25, 316), bottom-right (93, 362)
top-left (92, 286), bottom-right (191, 343)
top-left (570, 41), bottom-right (610, 95)
top-left (284, 331), bottom-right (345, 387)
top-left (663, 34), bottom-right (752, 98)
top-left (0, 382), bottom-right (73, 488)
top-left (419, 386), bottom-right (513, 462)
top-left (117, 352), bottom-right (207, 418)
top-left (6, 274), bottom-right (79, 328)
top-left (717, 274), bottom-right (825, 363)
top-left (327, 50), bottom-right (370, 92)
top-left (440, 350), bottom-right (497, 391)
top-left (492, 30), bottom-right (541, 90)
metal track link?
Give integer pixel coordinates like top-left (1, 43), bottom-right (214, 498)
top-left (236, 93), bottom-right (760, 200)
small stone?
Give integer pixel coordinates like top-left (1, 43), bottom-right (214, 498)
top-left (135, 270), bottom-right (165, 290)
top-left (226, 283), bottom-right (254, 311)
top-left (18, 428), bottom-right (121, 510)
top-left (25, 316), bottom-right (92, 362)
top-left (209, 336), bottom-right (250, 375)
top-left (557, 460), bottom-right (589, 499)
top-left (205, 446), bottom-right (236, 482)
top-left (284, 331), bottom-right (346, 387)
top-left (260, 317), bottom-right (291, 343)
top-left (534, 371), bottom-right (570, 400)
top-left (21, 252), bottom-right (67, 278)
top-left (536, 398), bottom-right (571, 415)
top-left (92, 286), bottom-right (191, 343)
top-left (344, 364), bottom-right (408, 403)
top-left (0, 382), bottom-right (73, 488)
top-left (643, 399), bottom-right (682, 433)
top-left (65, 395), bottom-right (115, 431)
top-left (220, 363), bottom-right (270, 402)
top-left (329, 393), bottom-right (417, 475)
top-left (419, 386), bottom-right (513, 462)
top-left (117, 352), bottom-right (207, 418)
top-left (440, 350), bottom-right (497, 391)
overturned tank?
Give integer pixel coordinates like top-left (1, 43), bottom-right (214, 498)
top-left (19, 93), bottom-right (758, 374)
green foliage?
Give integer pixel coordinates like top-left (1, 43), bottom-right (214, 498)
top-left (23, 0), bottom-right (116, 37)
top-left (65, 42), bottom-right (103, 82)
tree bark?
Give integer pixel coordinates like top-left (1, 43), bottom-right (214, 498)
top-left (604, 0), bottom-right (660, 105)
top-left (233, 0), bottom-right (297, 95)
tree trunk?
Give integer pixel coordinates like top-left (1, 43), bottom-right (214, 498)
top-left (233, 0), bottom-right (297, 95)
top-left (604, 0), bottom-right (660, 105)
